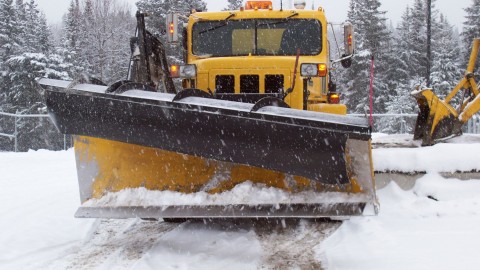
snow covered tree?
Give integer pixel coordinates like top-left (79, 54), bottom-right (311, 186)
top-left (14, 0), bottom-right (27, 48)
top-left (0, 0), bottom-right (70, 151)
top-left (61, 0), bottom-right (86, 76)
top-left (380, 9), bottom-right (417, 133)
top-left (136, 0), bottom-right (207, 64)
top-left (408, 0), bottom-right (428, 82)
top-left (461, 0), bottom-right (480, 72)
top-left (0, 0), bottom-right (21, 64)
top-left (81, 0), bottom-right (135, 82)
top-left (59, 0), bottom-right (135, 83)
top-left (3, 0), bottom-right (53, 113)
top-left (341, 0), bottom-right (391, 115)
top-left (380, 1), bottom-right (463, 134)
top-left (136, 0), bottom-right (206, 38)
top-left (431, 14), bottom-right (462, 99)
top-left (23, 0), bottom-right (50, 53)
top-left (4, 53), bottom-right (45, 110)
top-left (223, 0), bottom-right (243, 11)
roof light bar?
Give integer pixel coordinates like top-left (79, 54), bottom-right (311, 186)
top-left (245, 1), bottom-right (272, 10)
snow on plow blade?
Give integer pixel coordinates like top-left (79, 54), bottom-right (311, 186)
top-left (75, 204), bottom-right (369, 219)
top-left (40, 78), bottom-right (378, 218)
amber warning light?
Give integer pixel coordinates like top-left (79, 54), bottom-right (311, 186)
top-left (170, 64), bottom-right (179, 78)
top-left (245, 1), bottom-right (272, 10)
top-left (165, 13), bottom-right (178, 43)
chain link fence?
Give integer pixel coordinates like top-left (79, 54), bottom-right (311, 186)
top-left (0, 112), bottom-right (70, 152)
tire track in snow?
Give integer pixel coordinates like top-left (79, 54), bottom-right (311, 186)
top-left (46, 219), bottom-right (179, 269)
top-left (255, 219), bottom-right (341, 270)
top-left (44, 218), bottom-right (340, 269)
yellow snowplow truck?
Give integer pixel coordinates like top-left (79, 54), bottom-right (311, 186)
top-left (413, 38), bottom-right (480, 146)
top-left (39, 1), bottom-right (378, 219)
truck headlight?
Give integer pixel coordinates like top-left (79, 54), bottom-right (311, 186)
top-left (180, 65), bottom-right (196, 78)
top-left (300, 63), bottom-right (327, 77)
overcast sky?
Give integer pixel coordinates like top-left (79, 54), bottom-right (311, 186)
top-left (36, 0), bottom-right (471, 29)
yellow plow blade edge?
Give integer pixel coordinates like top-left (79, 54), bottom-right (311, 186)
top-left (73, 136), bottom-right (378, 219)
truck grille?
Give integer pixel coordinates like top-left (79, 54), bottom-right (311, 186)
top-left (215, 75), bottom-right (235, 93)
top-left (265, 75), bottom-right (284, 93)
top-left (215, 74), bottom-right (284, 95)
top-left (240, 75), bottom-right (259, 93)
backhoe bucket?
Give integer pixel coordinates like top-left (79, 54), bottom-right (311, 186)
top-left (412, 89), bottom-right (460, 146)
top-left (40, 78), bottom-right (378, 219)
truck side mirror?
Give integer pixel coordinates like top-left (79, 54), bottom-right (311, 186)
top-left (344, 22), bottom-right (354, 56)
top-left (340, 22), bottom-right (354, 68)
top-left (166, 13), bottom-right (179, 43)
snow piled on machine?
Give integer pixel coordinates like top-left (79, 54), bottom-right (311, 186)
top-left (85, 182), bottom-right (370, 207)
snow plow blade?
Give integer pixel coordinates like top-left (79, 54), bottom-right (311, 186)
top-left (40, 78), bottom-right (378, 218)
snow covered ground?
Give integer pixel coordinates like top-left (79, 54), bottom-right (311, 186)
top-left (1, 134), bottom-right (480, 269)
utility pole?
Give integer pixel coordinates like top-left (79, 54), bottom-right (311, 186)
top-left (426, 0), bottom-right (432, 87)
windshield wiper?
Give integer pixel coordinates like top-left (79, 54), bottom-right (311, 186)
top-left (198, 13), bottom-right (236, 35)
top-left (257, 12), bottom-right (299, 27)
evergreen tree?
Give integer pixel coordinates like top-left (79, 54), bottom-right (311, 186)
top-left (0, 0), bottom-right (21, 63)
top-left (4, 0), bottom-right (53, 113)
top-left (391, 7), bottom-right (413, 87)
top-left (14, 0), bottom-right (27, 50)
top-left (431, 14), bottom-right (462, 99)
top-left (61, 0), bottom-right (86, 76)
top-left (0, 0), bottom-right (22, 109)
top-left (223, 0), bottom-right (243, 11)
top-left (23, 0), bottom-right (50, 53)
top-left (461, 0), bottom-right (480, 72)
top-left (0, 0), bottom-right (69, 151)
top-left (136, 0), bottom-right (207, 38)
top-left (409, 0), bottom-right (428, 81)
top-left (4, 53), bottom-right (45, 110)
top-left (136, 0), bottom-right (207, 64)
top-left (59, 0), bottom-right (135, 83)
top-left (381, 7), bottom-right (420, 133)
top-left (341, 0), bottom-right (391, 115)
top-left (35, 12), bottom-right (51, 53)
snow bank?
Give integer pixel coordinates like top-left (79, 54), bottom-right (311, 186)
top-left (2, 133), bottom-right (480, 269)
top-left (373, 134), bottom-right (480, 173)
top-left (0, 150), bottom-right (262, 270)
top-left (318, 175), bottom-right (480, 270)
top-left (0, 150), bottom-right (95, 269)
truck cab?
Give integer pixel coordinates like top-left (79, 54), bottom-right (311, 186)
top-left (171, 1), bottom-right (353, 115)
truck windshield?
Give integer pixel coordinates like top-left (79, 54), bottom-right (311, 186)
top-left (192, 19), bottom-right (322, 57)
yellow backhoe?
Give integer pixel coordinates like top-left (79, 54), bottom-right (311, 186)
top-left (413, 38), bottom-right (480, 145)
